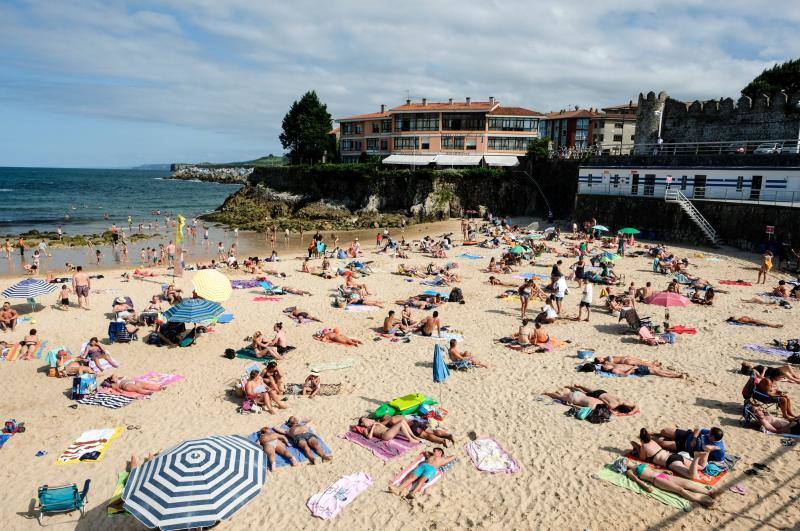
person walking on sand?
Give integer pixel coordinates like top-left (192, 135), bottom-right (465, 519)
top-left (577, 281), bottom-right (592, 321)
top-left (17, 237), bottom-right (26, 257)
top-left (284, 228), bottom-right (289, 245)
top-left (757, 251), bottom-right (773, 284)
top-left (72, 265), bottom-right (91, 310)
top-left (4, 239), bottom-right (11, 259)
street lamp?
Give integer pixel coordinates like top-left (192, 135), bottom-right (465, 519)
top-left (514, 167), bottom-right (554, 220)
top-left (654, 110), bottom-right (663, 141)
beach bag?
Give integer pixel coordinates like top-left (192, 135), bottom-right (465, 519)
top-left (588, 405), bottom-right (612, 424)
top-left (448, 287), bottom-right (464, 303)
top-left (224, 348), bottom-right (236, 360)
top-left (787, 353), bottom-right (800, 365)
top-left (786, 339), bottom-right (800, 352)
top-left (71, 373), bottom-right (97, 400)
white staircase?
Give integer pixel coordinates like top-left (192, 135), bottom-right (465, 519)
top-left (664, 190), bottom-right (722, 245)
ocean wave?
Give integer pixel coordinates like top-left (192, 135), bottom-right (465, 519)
top-left (153, 177), bottom-right (163, 180)
top-left (0, 189), bottom-right (12, 192)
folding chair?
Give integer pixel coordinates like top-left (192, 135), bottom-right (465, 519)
top-left (35, 479), bottom-right (90, 526)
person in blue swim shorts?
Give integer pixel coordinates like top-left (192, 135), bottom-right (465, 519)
top-left (390, 447), bottom-right (456, 498)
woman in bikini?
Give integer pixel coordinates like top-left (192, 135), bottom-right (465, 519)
top-left (757, 250), bottom-right (773, 284)
top-left (630, 428), bottom-right (708, 480)
top-left (257, 426), bottom-right (298, 470)
top-left (624, 460), bottom-right (716, 507)
top-left (285, 307), bottom-right (321, 323)
top-left (244, 370), bottom-right (286, 414)
top-left (18, 329), bottom-right (40, 360)
top-left (726, 316), bottom-right (783, 328)
top-left (319, 328), bottom-right (362, 346)
top-left (596, 355), bottom-right (662, 368)
top-left (102, 374), bottom-right (165, 395)
top-left (81, 337), bottom-right (119, 368)
top-left (357, 416), bottom-right (422, 443)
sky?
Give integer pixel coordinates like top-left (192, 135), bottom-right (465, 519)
top-left (1, 0), bottom-right (799, 168)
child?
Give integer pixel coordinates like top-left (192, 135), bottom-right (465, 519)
top-left (57, 284), bottom-right (71, 310)
top-left (19, 329), bottom-right (40, 360)
top-left (303, 371), bottom-right (321, 398)
top-left (389, 447), bottom-right (455, 498)
top-left (95, 249), bottom-right (102, 265)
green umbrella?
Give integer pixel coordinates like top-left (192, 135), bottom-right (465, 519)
top-left (599, 252), bottom-right (621, 263)
top-left (618, 228), bottom-right (640, 235)
top-left (510, 245), bottom-right (526, 254)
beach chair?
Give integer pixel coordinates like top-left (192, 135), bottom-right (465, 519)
top-left (35, 479), bottom-right (90, 525)
top-left (107, 321), bottom-right (134, 343)
top-left (619, 309), bottom-right (652, 332)
top-left (638, 326), bottom-right (666, 346)
top-left (258, 281), bottom-right (283, 296)
top-left (742, 373), bottom-right (781, 416)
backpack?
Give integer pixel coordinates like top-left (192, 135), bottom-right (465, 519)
top-left (588, 404), bottom-right (612, 424)
top-left (787, 353), bottom-right (800, 365)
top-left (224, 348), bottom-right (236, 360)
top-left (449, 287), bottom-right (464, 303)
top-left (786, 339), bottom-right (800, 352)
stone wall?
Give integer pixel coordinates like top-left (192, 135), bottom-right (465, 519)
top-left (635, 90), bottom-right (800, 147)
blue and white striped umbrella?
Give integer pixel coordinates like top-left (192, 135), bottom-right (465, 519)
top-left (123, 435), bottom-right (266, 530)
top-left (161, 298), bottom-right (223, 323)
top-left (1, 278), bottom-right (56, 299)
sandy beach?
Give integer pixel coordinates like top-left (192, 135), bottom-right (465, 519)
top-left (0, 217), bottom-right (798, 530)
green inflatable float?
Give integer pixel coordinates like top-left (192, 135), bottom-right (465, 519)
top-left (372, 393), bottom-right (438, 418)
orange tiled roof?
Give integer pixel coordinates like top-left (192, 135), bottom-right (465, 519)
top-left (337, 111), bottom-right (390, 122)
top-left (390, 101), bottom-right (497, 111)
top-left (488, 106), bottom-right (544, 117)
top-left (601, 102), bottom-right (638, 111)
top-left (543, 109), bottom-right (601, 120)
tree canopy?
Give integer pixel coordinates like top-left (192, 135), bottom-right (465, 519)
top-left (279, 91), bottom-right (333, 165)
top-left (742, 58), bottom-right (800, 99)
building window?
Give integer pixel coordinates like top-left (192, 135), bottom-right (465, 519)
top-left (394, 137), bottom-right (419, 150)
top-left (614, 122), bottom-right (623, 129)
top-left (487, 137), bottom-right (534, 151)
top-left (465, 138), bottom-right (477, 150)
top-left (366, 138), bottom-right (380, 151)
top-left (736, 176), bottom-right (744, 192)
top-left (340, 139), bottom-right (362, 151)
top-left (341, 122), bottom-right (363, 135)
top-left (630, 135), bottom-right (635, 141)
top-left (680, 175), bottom-right (688, 190)
top-left (488, 117), bottom-right (537, 132)
top-left (381, 119), bottom-right (392, 133)
top-left (371, 123), bottom-right (380, 134)
top-left (380, 139), bottom-right (388, 150)
top-left (420, 137), bottom-right (430, 150)
top-left (443, 114), bottom-right (486, 131)
top-left (575, 119), bottom-right (589, 149)
top-left (441, 136), bottom-right (464, 150)
top-left (613, 134), bottom-right (623, 142)
top-left (612, 174), bottom-right (620, 188)
top-left (394, 113), bottom-right (439, 132)
top-left (598, 134), bottom-right (604, 142)
top-left (587, 174), bottom-right (593, 187)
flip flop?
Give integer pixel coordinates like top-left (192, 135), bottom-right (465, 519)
top-left (753, 463), bottom-right (771, 471)
top-left (127, 425), bottom-right (141, 430)
top-left (729, 484), bottom-right (746, 495)
top-left (744, 468), bottom-right (759, 476)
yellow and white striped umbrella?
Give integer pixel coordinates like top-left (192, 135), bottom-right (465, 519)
top-left (191, 269), bottom-right (232, 303)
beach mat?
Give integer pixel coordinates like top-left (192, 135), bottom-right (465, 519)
top-left (134, 371), bottom-right (185, 387)
top-left (343, 430), bottom-right (421, 461)
top-left (246, 425), bottom-right (331, 467)
top-left (307, 472), bottom-right (373, 520)
top-left (308, 358), bottom-right (357, 372)
top-left (389, 453), bottom-right (458, 494)
top-left (345, 305), bottom-right (379, 312)
top-left (458, 253), bottom-right (483, 259)
top-left (596, 465), bottom-right (689, 511)
top-left (624, 452), bottom-right (725, 486)
top-left (417, 332), bottom-right (463, 342)
top-left (0, 433), bottom-right (12, 449)
top-left (465, 437), bottom-right (521, 474)
top-left (57, 427), bottom-right (123, 465)
top-left (77, 393), bottom-right (135, 409)
top-left (744, 344), bottom-right (794, 358)
top-left (89, 356), bottom-right (120, 373)
top-left (235, 347), bottom-right (273, 362)
top-left (514, 272), bottom-right (548, 280)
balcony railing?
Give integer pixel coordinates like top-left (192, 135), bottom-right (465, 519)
top-left (580, 183), bottom-right (800, 206)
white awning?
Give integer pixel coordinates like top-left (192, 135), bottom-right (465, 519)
top-left (434, 155), bottom-right (483, 166)
top-left (382, 154), bottom-right (436, 165)
top-left (483, 155), bottom-right (520, 167)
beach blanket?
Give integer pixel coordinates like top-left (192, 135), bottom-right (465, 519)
top-left (308, 358), bottom-right (358, 372)
top-left (719, 280), bottom-right (752, 286)
top-left (345, 305), bottom-right (379, 312)
top-left (756, 292), bottom-right (798, 304)
top-left (231, 279), bottom-right (262, 289)
top-left (134, 371), bottom-right (185, 387)
top-left (417, 332), bottom-right (464, 342)
top-left (57, 427), bottom-right (123, 465)
top-left (596, 465), bottom-right (689, 511)
top-left (514, 272), bottom-right (548, 280)
top-left (389, 453), bottom-right (457, 494)
top-left (421, 279), bottom-right (446, 287)
top-left (465, 437), bottom-right (521, 474)
top-left (744, 344), bottom-right (794, 358)
top-left (668, 325), bottom-right (697, 335)
top-left (307, 472), bottom-right (373, 520)
top-left (216, 313), bottom-right (234, 324)
top-left (88, 355), bottom-right (120, 373)
top-left (235, 347), bottom-right (272, 361)
top-left (0, 433), bottom-right (12, 449)
top-left (624, 452), bottom-right (725, 486)
top-left (1, 343), bottom-right (21, 361)
top-left (77, 392), bottom-right (135, 409)
top-left (597, 370), bottom-right (642, 378)
top-left (246, 425), bottom-right (331, 467)
top-left (1, 340), bottom-right (47, 361)
top-left (422, 289), bottom-right (449, 299)
top-left (285, 383), bottom-right (342, 396)
top-left (458, 253), bottom-right (483, 259)
top-left (343, 430), bottom-right (421, 461)
top-left (253, 296), bottom-right (282, 302)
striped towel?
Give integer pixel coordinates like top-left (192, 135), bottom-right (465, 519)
top-left (77, 393), bottom-right (135, 409)
top-left (2, 343), bottom-right (21, 361)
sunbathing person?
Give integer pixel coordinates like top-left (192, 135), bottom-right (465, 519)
top-left (416, 311), bottom-right (441, 337)
top-left (357, 416), bottom-right (422, 443)
top-left (285, 306), bottom-right (322, 323)
top-left (18, 328), bottom-right (41, 360)
top-left (751, 406), bottom-right (800, 435)
top-left (303, 371), bottom-right (321, 398)
top-left (690, 286), bottom-right (715, 305)
top-left (102, 374), bottom-right (165, 395)
top-left (756, 372), bottom-right (797, 419)
top-left (596, 355), bottom-right (662, 368)
top-left (344, 272), bottom-right (371, 296)
top-left (261, 322), bottom-right (292, 359)
top-left (487, 275), bottom-right (516, 287)
top-left (655, 427), bottom-right (725, 462)
top-left (544, 387), bottom-right (604, 409)
top-left (406, 417), bottom-right (455, 446)
top-left (165, 284), bottom-right (183, 304)
top-left (740, 362), bottom-right (800, 383)
top-left (566, 385), bottom-right (639, 414)
top-left (396, 296), bottom-right (440, 310)
top-left (772, 280), bottom-right (791, 298)
top-left (257, 426), bottom-right (298, 470)
top-left (448, 338), bottom-right (489, 368)
top-left (252, 331), bottom-right (278, 359)
top-left (635, 282), bottom-right (653, 302)
top-left (346, 292), bottom-right (385, 308)
top-left (244, 370), bottom-right (285, 414)
top-left (389, 447), bottom-right (456, 499)
top-left (318, 328), bottom-right (363, 346)
top-left (726, 316), bottom-right (783, 328)
top-left (80, 337), bottom-right (119, 368)
top-left (56, 350), bottom-right (94, 376)
top-left (275, 417), bottom-right (332, 464)
top-left (397, 264), bottom-right (424, 278)
top-left (631, 428), bottom-right (709, 481)
top-left (383, 310), bottom-right (409, 334)
top-left (578, 360), bottom-right (683, 378)
top-left (623, 459), bottom-right (716, 507)
top-left (279, 285), bottom-right (311, 296)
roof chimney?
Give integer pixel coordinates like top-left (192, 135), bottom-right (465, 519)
top-left (489, 96), bottom-right (495, 105)
top-left (448, 98), bottom-right (453, 105)
top-left (380, 104), bottom-right (385, 113)
top-left (466, 97), bottom-right (471, 105)
top-left (406, 98), bottom-right (411, 105)
top-left (422, 98), bottom-right (427, 106)
top-left (629, 99), bottom-right (633, 108)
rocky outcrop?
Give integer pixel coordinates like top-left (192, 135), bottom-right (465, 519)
top-left (169, 166), bottom-right (253, 183)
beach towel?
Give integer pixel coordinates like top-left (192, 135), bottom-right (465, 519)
top-left (88, 355), bottom-right (120, 373)
top-left (596, 465), bottom-right (689, 511)
top-left (343, 430), bottom-right (422, 461)
top-left (107, 472), bottom-right (130, 516)
top-left (235, 347), bottom-right (273, 361)
top-left (285, 383), bottom-right (342, 396)
top-left (77, 392), bottom-right (135, 409)
top-left (514, 272), bottom-right (548, 280)
top-left (0, 433), bottom-right (12, 449)
top-left (344, 305), bottom-right (379, 312)
top-left (465, 437), bottom-right (520, 474)
top-left (253, 296), bottom-right (282, 302)
top-left (1, 340), bottom-right (46, 360)
top-left (417, 331), bottom-right (464, 342)
top-left (308, 358), bottom-right (358, 372)
top-left (231, 279), bottom-right (262, 289)
top-left (1, 343), bottom-right (21, 361)
top-left (134, 371), bottom-right (185, 387)
top-left (216, 313), bottom-right (234, 324)
top-left (458, 253), bottom-right (483, 259)
top-left (307, 472), bottom-right (373, 520)
top-left (744, 344), bottom-right (794, 358)
top-left (246, 425), bottom-right (331, 467)
top-left (668, 325), bottom-right (697, 335)
top-left (388, 453), bottom-right (457, 494)
top-left (597, 370), bottom-right (642, 379)
top-left (57, 427), bottom-right (123, 465)
top-left (624, 452), bottom-right (725, 486)
top-left (421, 279), bottom-right (446, 287)
top-left (422, 289), bottom-right (449, 299)
top-left (719, 280), bottom-right (752, 286)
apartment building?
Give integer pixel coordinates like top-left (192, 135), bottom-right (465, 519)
top-left (336, 98), bottom-right (543, 166)
top-left (591, 102), bottom-right (638, 155)
top-left (540, 108), bottom-right (600, 150)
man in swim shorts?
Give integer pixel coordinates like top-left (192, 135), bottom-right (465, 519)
top-left (72, 266), bottom-right (91, 310)
top-left (390, 447), bottom-right (456, 498)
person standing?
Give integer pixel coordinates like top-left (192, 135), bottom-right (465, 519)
top-left (166, 240), bottom-right (176, 268)
top-left (72, 265), bottom-right (91, 310)
top-left (554, 273), bottom-right (568, 315)
top-left (56, 226), bottom-right (63, 240)
top-left (284, 228), bottom-right (289, 245)
top-left (3, 239), bottom-right (11, 259)
top-left (17, 237), bottom-right (26, 257)
top-left (757, 251), bottom-right (773, 284)
top-left (577, 282), bottom-right (593, 321)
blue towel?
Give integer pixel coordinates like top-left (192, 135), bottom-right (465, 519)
top-left (703, 463), bottom-right (724, 477)
top-left (422, 289), bottom-right (449, 299)
top-left (596, 370), bottom-right (641, 378)
top-left (217, 313), bottom-right (234, 324)
top-left (458, 253), bottom-right (482, 259)
top-left (421, 279), bottom-right (445, 286)
top-left (518, 272), bottom-right (547, 280)
top-left (246, 425), bottom-right (331, 468)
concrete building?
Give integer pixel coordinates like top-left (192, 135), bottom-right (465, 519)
top-left (336, 98), bottom-right (543, 166)
top-left (540, 108), bottom-right (600, 150)
top-left (591, 102), bottom-right (638, 154)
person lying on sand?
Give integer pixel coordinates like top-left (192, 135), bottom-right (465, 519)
top-left (751, 406), bottom-right (800, 435)
top-left (578, 361), bottom-right (684, 378)
top-left (631, 428), bottom-right (709, 481)
top-left (406, 417), bottom-right (455, 446)
top-left (654, 427), bottom-right (725, 462)
top-left (389, 448), bottom-right (456, 499)
top-left (544, 387), bottom-right (604, 409)
top-left (623, 459), bottom-right (717, 508)
top-left (285, 306), bottom-right (322, 323)
top-left (258, 426), bottom-right (298, 470)
top-left (727, 316), bottom-right (783, 328)
top-left (81, 337), bottom-right (119, 368)
top-left (56, 349), bottom-right (94, 377)
top-left (357, 416), bottom-right (422, 443)
top-left (565, 385), bottom-right (639, 414)
top-left (102, 374), bottom-right (165, 395)
top-left (487, 275), bottom-right (516, 287)
top-left (740, 362), bottom-right (800, 383)
top-left (397, 264), bottom-right (425, 278)
top-left (596, 355), bottom-right (661, 368)
top-left (18, 329), bottom-right (41, 360)
top-left (448, 338), bottom-right (488, 368)
top-left (275, 417), bottom-right (332, 465)
top-left (317, 328), bottom-right (363, 346)
top-left (346, 292), bottom-right (384, 308)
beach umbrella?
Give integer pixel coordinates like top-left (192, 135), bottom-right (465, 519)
top-left (523, 233), bottom-right (544, 240)
top-left (644, 292), bottom-right (691, 308)
top-left (600, 252), bottom-right (621, 262)
top-left (433, 344), bottom-right (450, 383)
top-left (543, 227), bottom-right (556, 233)
top-left (618, 227), bottom-right (640, 235)
top-left (1, 278), bottom-right (56, 311)
top-left (123, 435), bottom-right (265, 531)
top-left (591, 225), bottom-right (610, 232)
top-left (162, 298), bottom-right (224, 324)
top-left (192, 269), bottom-right (232, 303)
top-left (510, 245), bottom-right (526, 254)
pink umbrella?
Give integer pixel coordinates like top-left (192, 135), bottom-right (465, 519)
top-left (645, 291), bottom-right (690, 329)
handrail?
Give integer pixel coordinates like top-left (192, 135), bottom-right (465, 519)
top-left (664, 189), bottom-right (718, 241)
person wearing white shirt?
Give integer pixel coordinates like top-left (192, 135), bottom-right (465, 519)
top-left (554, 275), bottom-right (568, 314)
top-left (578, 282), bottom-right (593, 321)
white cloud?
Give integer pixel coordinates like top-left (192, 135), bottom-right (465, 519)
top-left (1, 0), bottom-right (798, 162)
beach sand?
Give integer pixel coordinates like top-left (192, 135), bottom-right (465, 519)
top-left (0, 218), bottom-right (798, 530)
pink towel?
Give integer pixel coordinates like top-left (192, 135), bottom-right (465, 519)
top-left (343, 430), bottom-right (421, 461)
top-left (307, 472), bottom-right (372, 520)
top-left (253, 296), bottom-right (282, 302)
top-left (134, 371), bottom-right (185, 386)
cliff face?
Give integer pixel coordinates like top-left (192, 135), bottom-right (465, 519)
top-left (202, 162), bottom-right (579, 230)
top-left (169, 166), bottom-right (253, 183)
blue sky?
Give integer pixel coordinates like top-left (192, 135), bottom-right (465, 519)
top-left (1, 0), bottom-right (798, 168)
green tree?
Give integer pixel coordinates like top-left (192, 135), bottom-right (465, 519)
top-left (526, 137), bottom-right (551, 159)
top-left (742, 58), bottom-right (800, 99)
top-left (279, 91), bottom-right (333, 164)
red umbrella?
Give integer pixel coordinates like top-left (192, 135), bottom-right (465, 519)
top-left (644, 292), bottom-right (691, 307)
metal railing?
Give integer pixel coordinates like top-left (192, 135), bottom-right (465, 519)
top-left (579, 183), bottom-right (800, 206)
top-left (597, 138), bottom-right (800, 157)
top-left (664, 189), bottom-right (719, 242)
